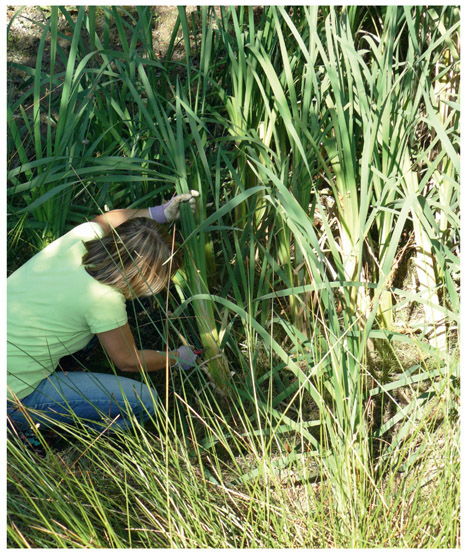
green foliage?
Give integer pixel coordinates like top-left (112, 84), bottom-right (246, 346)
top-left (7, 5), bottom-right (460, 548)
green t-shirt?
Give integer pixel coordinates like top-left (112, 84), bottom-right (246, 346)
top-left (7, 222), bottom-right (128, 401)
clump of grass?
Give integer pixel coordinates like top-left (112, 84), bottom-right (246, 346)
top-left (7, 375), bottom-right (459, 548)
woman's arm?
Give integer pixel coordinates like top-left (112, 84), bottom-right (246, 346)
top-left (91, 191), bottom-right (199, 235)
top-left (91, 209), bottom-right (150, 235)
top-left (97, 322), bottom-right (176, 373)
top-left (96, 323), bottom-right (197, 373)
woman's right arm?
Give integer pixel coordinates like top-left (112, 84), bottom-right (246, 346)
top-left (91, 191), bottom-right (199, 235)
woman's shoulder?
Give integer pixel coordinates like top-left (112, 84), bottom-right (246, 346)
top-left (33, 222), bottom-right (105, 257)
top-left (66, 221), bottom-right (105, 242)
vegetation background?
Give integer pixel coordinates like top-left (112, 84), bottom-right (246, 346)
top-left (6, 5), bottom-right (460, 548)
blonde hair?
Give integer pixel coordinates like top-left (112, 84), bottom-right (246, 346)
top-left (82, 218), bottom-right (181, 299)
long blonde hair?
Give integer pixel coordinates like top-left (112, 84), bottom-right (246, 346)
top-left (82, 218), bottom-right (180, 299)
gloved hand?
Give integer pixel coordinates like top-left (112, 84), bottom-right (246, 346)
top-left (149, 190), bottom-right (199, 223)
top-left (174, 345), bottom-right (198, 370)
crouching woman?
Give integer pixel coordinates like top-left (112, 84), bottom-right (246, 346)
top-left (7, 192), bottom-right (199, 433)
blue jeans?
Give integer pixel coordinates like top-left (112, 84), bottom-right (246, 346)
top-left (7, 371), bottom-right (158, 432)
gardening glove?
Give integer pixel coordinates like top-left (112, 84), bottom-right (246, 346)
top-left (174, 345), bottom-right (198, 370)
top-left (149, 190), bottom-right (199, 223)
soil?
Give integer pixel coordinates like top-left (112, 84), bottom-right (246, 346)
top-left (7, 5), bottom-right (199, 105)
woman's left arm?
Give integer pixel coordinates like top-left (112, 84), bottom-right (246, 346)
top-left (97, 323), bottom-right (197, 373)
top-left (91, 191), bottom-right (199, 234)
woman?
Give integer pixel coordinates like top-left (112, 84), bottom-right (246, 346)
top-left (7, 191), bottom-right (199, 433)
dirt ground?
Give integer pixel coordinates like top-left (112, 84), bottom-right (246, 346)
top-left (6, 5), bottom-right (198, 104)
top-left (6, 5), bottom-right (195, 54)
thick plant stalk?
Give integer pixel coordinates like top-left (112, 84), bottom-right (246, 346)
top-left (402, 155), bottom-right (447, 350)
top-left (178, 201), bottom-right (231, 394)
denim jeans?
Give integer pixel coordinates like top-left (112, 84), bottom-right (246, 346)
top-left (7, 371), bottom-right (158, 432)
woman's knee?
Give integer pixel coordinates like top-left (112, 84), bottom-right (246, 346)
top-left (7, 372), bottom-right (159, 430)
top-left (69, 372), bottom-right (159, 425)
top-left (119, 378), bottom-right (158, 418)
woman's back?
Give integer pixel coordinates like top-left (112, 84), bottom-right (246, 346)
top-left (7, 222), bottom-right (127, 401)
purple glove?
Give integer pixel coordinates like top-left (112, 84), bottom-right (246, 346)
top-left (149, 191), bottom-right (199, 223)
top-left (175, 345), bottom-right (198, 370)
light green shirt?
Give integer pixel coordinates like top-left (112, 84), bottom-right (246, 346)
top-left (7, 222), bottom-right (128, 401)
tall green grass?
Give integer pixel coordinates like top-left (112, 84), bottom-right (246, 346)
top-left (7, 5), bottom-right (460, 548)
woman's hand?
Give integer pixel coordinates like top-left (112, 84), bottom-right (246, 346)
top-left (163, 190), bottom-right (199, 222)
top-left (149, 190), bottom-right (199, 223)
top-left (174, 345), bottom-right (198, 370)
